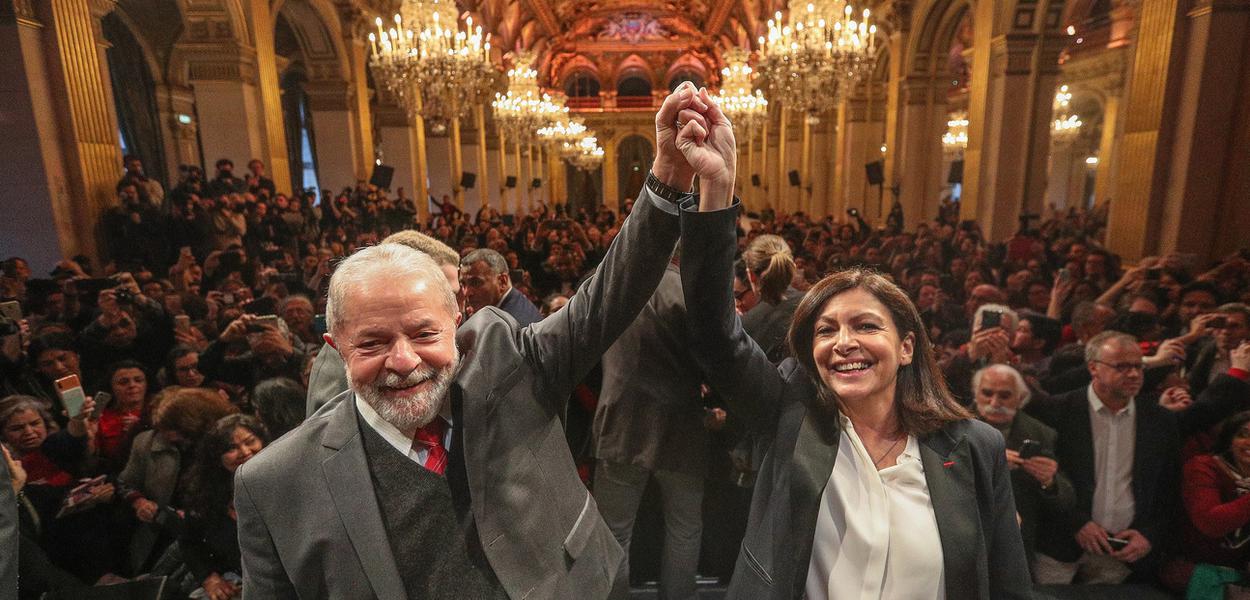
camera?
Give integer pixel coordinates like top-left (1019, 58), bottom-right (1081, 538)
top-left (113, 288), bottom-right (134, 304)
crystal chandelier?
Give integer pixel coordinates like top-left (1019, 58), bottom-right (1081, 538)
top-left (757, 0), bottom-right (876, 116)
top-left (368, 0), bottom-right (498, 121)
top-left (716, 48), bottom-right (769, 130)
top-left (942, 112), bottom-right (969, 153)
top-left (537, 116), bottom-right (587, 157)
top-left (1051, 84), bottom-right (1082, 142)
top-left (491, 52), bottom-right (564, 143)
top-left (570, 136), bottom-right (605, 171)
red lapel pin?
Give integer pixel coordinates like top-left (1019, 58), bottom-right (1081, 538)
top-left (943, 461), bottom-right (956, 468)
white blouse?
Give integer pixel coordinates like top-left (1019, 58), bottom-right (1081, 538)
top-left (804, 415), bottom-right (945, 600)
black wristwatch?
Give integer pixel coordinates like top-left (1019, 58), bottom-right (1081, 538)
top-left (645, 171), bottom-right (692, 204)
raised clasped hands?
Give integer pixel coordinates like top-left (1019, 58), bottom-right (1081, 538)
top-left (653, 81), bottom-right (737, 211)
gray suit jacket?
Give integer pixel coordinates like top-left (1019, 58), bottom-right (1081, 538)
top-left (679, 203), bottom-right (1035, 600)
top-left (1, 446), bottom-right (16, 599)
top-left (236, 188), bottom-right (685, 599)
top-left (118, 429), bottom-right (182, 574)
top-left (305, 342), bottom-right (348, 417)
top-left (593, 264), bottom-right (707, 475)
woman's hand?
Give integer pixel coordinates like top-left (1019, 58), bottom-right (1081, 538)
top-left (132, 497), bottom-right (159, 522)
top-left (1110, 529), bottom-right (1152, 563)
top-left (202, 573), bottom-right (239, 600)
top-left (652, 81), bottom-right (706, 191)
top-left (675, 88), bottom-right (736, 210)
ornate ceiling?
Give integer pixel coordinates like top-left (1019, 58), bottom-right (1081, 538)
top-left (367, 0), bottom-right (789, 92)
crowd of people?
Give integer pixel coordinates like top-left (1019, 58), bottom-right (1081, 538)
top-left (2, 87), bottom-right (1250, 599)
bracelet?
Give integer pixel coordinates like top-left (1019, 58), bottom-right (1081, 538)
top-left (644, 171), bottom-right (692, 204)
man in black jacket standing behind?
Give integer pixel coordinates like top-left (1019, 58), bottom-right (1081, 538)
top-left (1028, 331), bottom-right (1180, 585)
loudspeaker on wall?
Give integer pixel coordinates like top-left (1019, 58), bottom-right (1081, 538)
top-left (865, 161), bottom-right (884, 185)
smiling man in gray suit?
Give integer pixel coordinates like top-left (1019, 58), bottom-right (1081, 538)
top-left (234, 82), bottom-right (735, 600)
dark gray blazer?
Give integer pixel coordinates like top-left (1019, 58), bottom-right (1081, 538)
top-left (679, 204), bottom-right (1034, 600)
top-left (1, 445), bottom-right (16, 599)
top-left (236, 188), bottom-right (685, 600)
top-left (593, 263), bottom-right (707, 475)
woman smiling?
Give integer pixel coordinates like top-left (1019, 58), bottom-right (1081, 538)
top-left (677, 214), bottom-right (1033, 598)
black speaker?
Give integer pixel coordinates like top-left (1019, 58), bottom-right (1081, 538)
top-left (788, 170), bottom-right (800, 186)
top-left (531, 178), bottom-right (542, 189)
top-left (751, 174), bottom-right (761, 187)
top-left (460, 172), bottom-right (476, 189)
top-left (369, 165), bottom-right (395, 189)
top-left (505, 175), bottom-right (517, 188)
top-left (947, 160), bottom-right (964, 184)
top-left (865, 161), bottom-right (884, 185)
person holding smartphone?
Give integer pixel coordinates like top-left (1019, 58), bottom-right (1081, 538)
top-left (1162, 411), bottom-right (1250, 594)
top-left (0, 394), bottom-right (119, 581)
top-left (972, 364), bottom-right (1075, 565)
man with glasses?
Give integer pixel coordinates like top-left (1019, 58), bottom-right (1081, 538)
top-left (1028, 331), bottom-right (1180, 585)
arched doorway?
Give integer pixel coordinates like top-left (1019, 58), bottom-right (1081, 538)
top-left (565, 165), bottom-right (604, 216)
top-left (616, 135), bottom-right (652, 210)
top-left (102, 13), bottom-right (167, 186)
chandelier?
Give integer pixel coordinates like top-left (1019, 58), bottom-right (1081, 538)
top-left (757, 0), bottom-right (877, 116)
top-left (491, 52), bottom-right (565, 143)
top-left (1051, 84), bottom-right (1082, 142)
top-left (942, 112), bottom-right (969, 153)
top-left (537, 116), bottom-right (587, 156)
top-left (716, 48), bottom-right (769, 131)
top-left (570, 136), bottom-right (605, 171)
top-left (368, 0), bottom-right (499, 121)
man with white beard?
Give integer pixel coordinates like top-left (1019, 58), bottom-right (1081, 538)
top-left (233, 81), bottom-right (734, 599)
top-left (973, 364), bottom-right (1075, 563)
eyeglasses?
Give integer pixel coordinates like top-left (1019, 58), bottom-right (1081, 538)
top-left (1093, 360), bottom-right (1143, 374)
top-left (734, 287), bottom-right (750, 301)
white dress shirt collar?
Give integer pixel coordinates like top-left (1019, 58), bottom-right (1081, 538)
top-left (354, 393), bottom-right (454, 465)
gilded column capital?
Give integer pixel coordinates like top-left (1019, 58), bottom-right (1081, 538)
top-left (4, 0), bottom-right (41, 27)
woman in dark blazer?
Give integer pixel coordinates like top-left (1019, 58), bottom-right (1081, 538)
top-left (677, 199), bottom-right (1034, 598)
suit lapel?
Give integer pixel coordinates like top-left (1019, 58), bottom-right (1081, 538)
top-left (920, 429), bottom-right (982, 600)
top-left (785, 408), bottom-right (838, 598)
top-left (320, 397), bottom-right (407, 600)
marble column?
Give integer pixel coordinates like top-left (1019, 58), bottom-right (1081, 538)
top-left (603, 135), bottom-right (619, 209)
top-left (243, 0), bottom-right (290, 194)
top-left (963, 33), bottom-right (1066, 241)
top-left (0, 0), bottom-right (123, 267)
top-left (306, 81), bottom-right (365, 190)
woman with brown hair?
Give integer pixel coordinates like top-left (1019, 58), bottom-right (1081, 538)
top-left (117, 386), bottom-right (236, 574)
top-left (677, 208), bottom-right (1032, 598)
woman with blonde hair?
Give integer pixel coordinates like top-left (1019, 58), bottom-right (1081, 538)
top-left (739, 235), bottom-right (802, 363)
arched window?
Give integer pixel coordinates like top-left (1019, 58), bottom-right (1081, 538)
top-left (616, 72), bottom-right (652, 97)
top-left (667, 70), bottom-right (703, 91)
top-left (564, 72), bottom-right (601, 98)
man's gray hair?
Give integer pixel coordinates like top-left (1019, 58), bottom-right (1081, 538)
top-left (1218, 302), bottom-right (1250, 323)
top-left (1085, 330), bottom-right (1138, 363)
top-left (326, 244), bottom-right (457, 336)
top-left (460, 248), bottom-right (508, 275)
top-left (278, 294), bottom-right (312, 313)
top-left (973, 303), bottom-right (1018, 334)
top-left (971, 364), bottom-right (1031, 406)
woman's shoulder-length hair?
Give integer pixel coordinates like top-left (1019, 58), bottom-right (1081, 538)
top-left (786, 267), bottom-right (971, 435)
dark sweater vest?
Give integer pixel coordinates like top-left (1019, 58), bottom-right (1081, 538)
top-left (358, 412), bottom-right (507, 599)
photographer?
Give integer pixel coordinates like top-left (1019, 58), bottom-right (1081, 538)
top-left (197, 313), bottom-right (306, 393)
top-left (77, 278), bottom-right (172, 381)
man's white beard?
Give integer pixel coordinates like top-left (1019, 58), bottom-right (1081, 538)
top-left (351, 355), bottom-right (459, 431)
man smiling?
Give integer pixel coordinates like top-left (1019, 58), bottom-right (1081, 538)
top-left (233, 81), bottom-right (732, 599)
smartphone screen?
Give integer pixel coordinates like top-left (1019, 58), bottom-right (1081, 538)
top-left (174, 314), bottom-right (192, 333)
top-left (92, 392), bottom-right (112, 419)
top-left (55, 374), bottom-right (88, 418)
top-left (979, 310), bottom-right (1003, 332)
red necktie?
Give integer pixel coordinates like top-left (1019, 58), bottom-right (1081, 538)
top-left (412, 417), bottom-right (448, 476)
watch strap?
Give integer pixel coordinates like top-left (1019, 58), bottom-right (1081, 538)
top-left (645, 171), bottom-right (691, 204)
